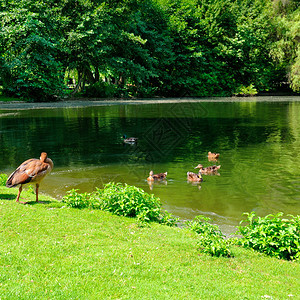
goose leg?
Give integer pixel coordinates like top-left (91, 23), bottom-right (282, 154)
top-left (16, 185), bottom-right (22, 202)
top-left (16, 185), bottom-right (27, 204)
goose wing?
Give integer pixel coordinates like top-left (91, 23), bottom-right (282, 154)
top-left (6, 158), bottom-right (51, 187)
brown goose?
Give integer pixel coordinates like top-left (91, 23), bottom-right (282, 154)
top-left (6, 152), bottom-right (53, 204)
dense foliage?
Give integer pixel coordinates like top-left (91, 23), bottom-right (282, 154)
top-left (186, 215), bottom-right (232, 257)
top-left (236, 212), bottom-right (300, 261)
top-left (0, 0), bottom-right (299, 101)
top-left (0, 173), bottom-right (7, 186)
top-left (62, 182), bottom-right (179, 226)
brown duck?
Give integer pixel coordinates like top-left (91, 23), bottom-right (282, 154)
top-left (187, 171), bottom-right (203, 182)
top-left (194, 164), bottom-right (221, 174)
top-left (208, 151), bottom-right (220, 161)
top-left (147, 171), bottom-right (168, 181)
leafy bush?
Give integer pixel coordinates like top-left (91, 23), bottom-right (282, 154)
top-left (186, 215), bottom-right (232, 257)
top-left (62, 189), bottom-right (91, 209)
top-left (0, 173), bottom-right (8, 186)
top-left (159, 210), bottom-right (180, 227)
top-left (94, 182), bottom-right (161, 221)
top-left (84, 82), bottom-right (118, 98)
top-left (234, 84), bottom-right (258, 97)
top-left (62, 183), bottom-right (178, 226)
top-left (236, 212), bottom-right (300, 261)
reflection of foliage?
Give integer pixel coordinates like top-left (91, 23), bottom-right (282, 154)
top-left (144, 118), bottom-right (184, 158)
top-left (0, 101), bottom-right (299, 171)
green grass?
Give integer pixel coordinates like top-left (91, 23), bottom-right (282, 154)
top-left (0, 186), bottom-right (299, 299)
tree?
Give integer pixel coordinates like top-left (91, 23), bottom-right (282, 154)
top-left (270, 0), bottom-right (300, 92)
top-left (0, 0), bottom-right (298, 101)
top-left (0, 0), bottom-right (65, 100)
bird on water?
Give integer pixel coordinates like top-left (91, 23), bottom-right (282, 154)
top-left (122, 135), bottom-right (138, 144)
top-left (194, 164), bottom-right (221, 174)
top-left (147, 170), bottom-right (168, 181)
top-left (208, 151), bottom-right (220, 161)
top-left (6, 152), bottom-right (53, 204)
top-left (187, 171), bottom-right (203, 182)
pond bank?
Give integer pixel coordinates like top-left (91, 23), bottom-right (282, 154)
top-left (1, 95), bottom-right (300, 110)
top-left (0, 187), bottom-right (299, 299)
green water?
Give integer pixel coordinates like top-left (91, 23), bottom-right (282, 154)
top-left (1, 97), bottom-right (299, 234)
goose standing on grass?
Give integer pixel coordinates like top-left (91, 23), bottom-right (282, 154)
top-left (6, 152), bottom-right (53, 204)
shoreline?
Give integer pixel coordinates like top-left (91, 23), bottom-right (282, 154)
top-left (0, 95), bottom-right (300, 110)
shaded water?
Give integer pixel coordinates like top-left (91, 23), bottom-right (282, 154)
top-left (1, 97), bottom-right (299, 234)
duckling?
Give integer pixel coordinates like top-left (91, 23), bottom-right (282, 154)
top-left (194, 164), bottom-right (221, 174)
top-left (147, 170), bottom-right (167, 181)
top-left (208, 151), bottom-right (220, 161)
top-left (187, 171), bottom-right (203, 182)
top-left (122, 135), bottom-right (138, 144)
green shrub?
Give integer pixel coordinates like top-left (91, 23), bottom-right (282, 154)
top-left (62, 183), bottom-right (178, 226)
top-left (234, 84), bottom-right (258, 96)
top-left (159, 210), bottom-right (180, 227)
top-left (62, 189), bottom-right (91, 209)
top-left (0, 173), bottom-right (8, 186)
top-left (94, 182), bottom-right (161, 222)
top-left (84, 82), bottom-right (117, 98)
top-left (186, 215), bottom-right (232, 257)
top-left (236, 212), bottom-right (300, 261)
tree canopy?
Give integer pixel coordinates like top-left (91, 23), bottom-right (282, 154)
top-left (0, 0), bottom-right (299, 101)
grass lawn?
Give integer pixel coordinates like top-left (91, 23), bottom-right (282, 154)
top-left (0, 186), bottom-right (299, 299)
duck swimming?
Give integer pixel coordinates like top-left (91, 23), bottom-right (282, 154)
top-left (187, 171), bottom-right (203, 182)
top-left (194, 164), bottom-right (221, 174)
top-left (208, 151), bottom-right (220, 161)
top-left (122, 135), bottom-right (138, 144)
top-left (147, 171), bottom-right (168, 181)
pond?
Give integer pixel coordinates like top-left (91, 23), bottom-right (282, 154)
top-left (0, 96), bottom-right (299, 234)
